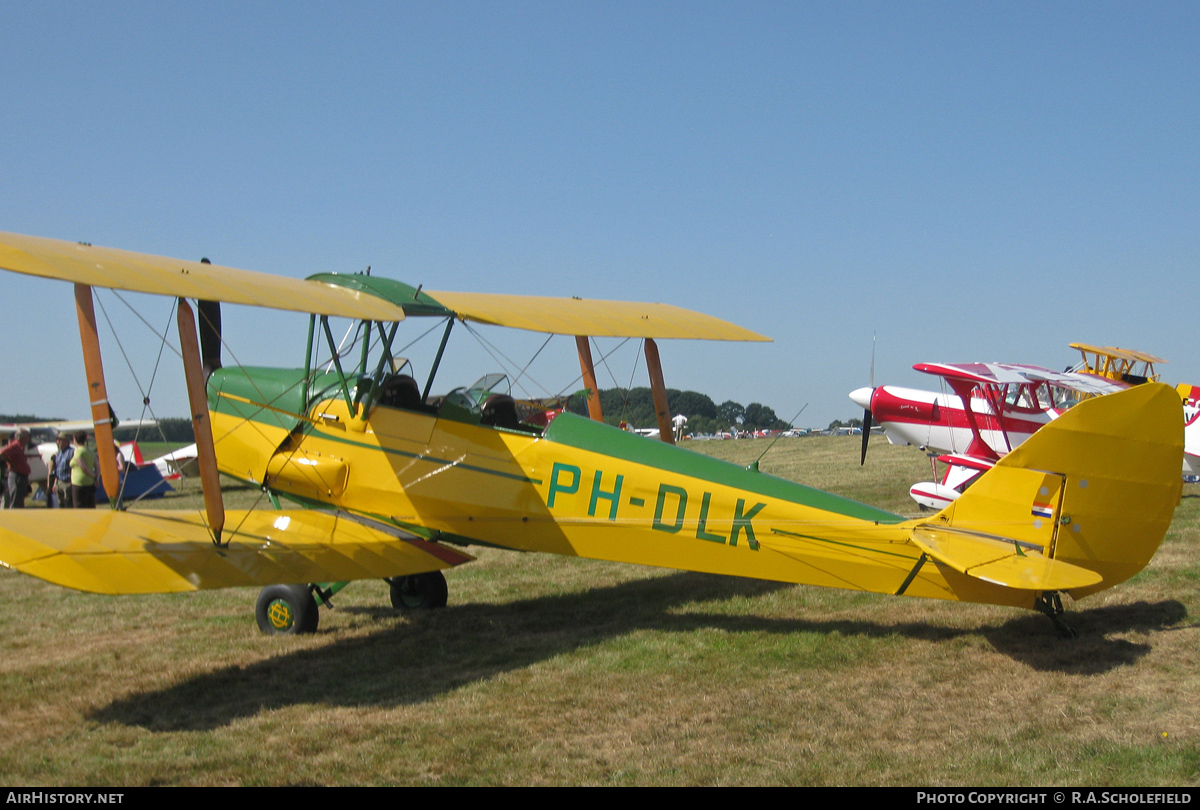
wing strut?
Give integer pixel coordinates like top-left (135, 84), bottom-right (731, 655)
top-left (177, 299), bottom-right (225, 543)
top-left (644, 338), bottom-right (675, 445)
top-left (74, 284), bottom-right (121, 502)
top-left (944, 378), bottom-right (1000, 460)
top-left (422, 318), bottom-right (454, 403)
top-left (575, 336), bottom-right (604, 422)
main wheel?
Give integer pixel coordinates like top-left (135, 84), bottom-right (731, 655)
top-left (389, 571), bottom-right (448, 611)
top-left (256, 584), bottom-right (319, 634)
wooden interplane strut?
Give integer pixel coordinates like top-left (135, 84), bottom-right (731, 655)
top-left (644, 338), bottom-right (674, 445)
top-left (177, 299), bottom-right (225, 542)
top-left (575, 335), bottom-right (603, 422)
top-left (73, 284), bottom-right (120, 501)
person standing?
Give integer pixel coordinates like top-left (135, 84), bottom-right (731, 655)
top-left (69, 431), bottom-right (97, 509)
top-left (672, 413), bottom-right (688, 443)
top-left (48, 434), bottom-right (74, 508)
top-left (0, 428), bottom-right (32, 508)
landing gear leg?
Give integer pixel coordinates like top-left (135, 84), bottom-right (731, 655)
top-left (1035, 591), bottom-right (1078, 639)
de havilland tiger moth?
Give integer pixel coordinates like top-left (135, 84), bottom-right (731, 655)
top-left (0, 231), bottom-right (1185, 638)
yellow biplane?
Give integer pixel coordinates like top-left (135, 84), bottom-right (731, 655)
top-left (1070, 342), bottom-right (1200, 475)
top-left (1070, 342), bottom-right (1165, 386)
top-left (0, 232), bottom-right (1185, 638)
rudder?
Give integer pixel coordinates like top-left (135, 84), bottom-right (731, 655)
top-left (928, 383), bottom-right (1183, 600)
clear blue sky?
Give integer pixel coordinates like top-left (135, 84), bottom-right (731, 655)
top-left (2, 2), bottom-right (1198, 429)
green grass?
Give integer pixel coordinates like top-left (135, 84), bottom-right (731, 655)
top-left (1, 436), bottom-right (1198, 786)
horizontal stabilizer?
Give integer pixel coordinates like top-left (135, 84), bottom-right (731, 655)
top-left (912, 526), bottom-right (1102, 591)
top-left (0, 509), bottom-right (473, 595)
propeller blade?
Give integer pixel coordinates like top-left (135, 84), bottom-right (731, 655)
top-left (861, 332), bottom-right (877, 464)
top-left (860, 406), bottom-right (872, 466)
top-left (870, 331), bottom-right (876, 387)
top-left (198, 299), bottom-right (222, 378)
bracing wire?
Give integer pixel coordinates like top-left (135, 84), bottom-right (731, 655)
top-left (94, 294), bottom-right (154, 411)
top-left (95, 293), bottom-right (161, 507)
top-left (101, 292), bottom-right (180, 447)
top-left (615, 339), bottom-right (644, 424)
top-left (510, 332), bottom-right (555, 398)
top-left (94, 292), bottom-right (210, 517)
top-left (554, 337), bottom-right (632, 398)
top-left (461, 321), bottom-right (556, 399)
top-left (111, 290), bottom-right (182, 360)
top-left (391, 316), bottom-right (446, 358)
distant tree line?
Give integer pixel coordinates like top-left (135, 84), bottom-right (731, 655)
top-left (12, 395), bottom-right (805, 443)
top-left (143, 417), bottom-right (195, 442)
top-left (0, 414), bottom-right (64, 424)
top-left (566, 388), bottom-right (791, 434)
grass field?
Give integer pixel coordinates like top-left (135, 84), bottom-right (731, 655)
top-left (1, 436), bottom-right (1198, 786)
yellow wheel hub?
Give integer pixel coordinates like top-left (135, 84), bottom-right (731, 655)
top-left (267, 599), bottom-right (294, 631)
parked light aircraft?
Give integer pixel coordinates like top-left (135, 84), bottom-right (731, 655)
top-left (0, 232), bottom-right (1184, 638)
top-left (149, 443), bottom-right (199, 480)
top-left (850, 364), bottom-right (1129, 510)
top-left (1177, 385), bottom-right (1200, 477)
top-left (1069, 343), bottom-right (1163, 386)
top-left (1070, 343), bottom-right (1200, 476)
top-left (852, 345), bottom-right (1200, 510)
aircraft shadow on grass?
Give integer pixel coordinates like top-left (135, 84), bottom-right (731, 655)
top-left (984, 599), bottom-right (1188, 673)
top-left (90, 574), bottom-right (1188, 732)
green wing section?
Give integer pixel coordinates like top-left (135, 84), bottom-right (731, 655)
top-left (0, 509), bottom-right (473, 595)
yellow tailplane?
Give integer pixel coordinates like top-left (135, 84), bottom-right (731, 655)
top-left (920, 382), bottom-right (1183, 599)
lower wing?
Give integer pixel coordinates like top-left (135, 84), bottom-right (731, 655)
top-left (0, 509), bottom-right (472, 594)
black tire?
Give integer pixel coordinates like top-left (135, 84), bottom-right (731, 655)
top-left (389, 571), bottom-right (448, 611)
top-left (256, 584), bottom-right (319, 635)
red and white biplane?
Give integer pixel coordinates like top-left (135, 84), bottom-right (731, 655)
top-left (850, 363), bottom-right (1129, 510)
top-left (1176, 384), bottom-right (1200, 477)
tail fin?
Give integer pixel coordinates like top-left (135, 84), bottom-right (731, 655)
top-left (919, 383), bottom-right (1183, 600)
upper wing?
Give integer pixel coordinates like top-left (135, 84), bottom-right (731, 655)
top-left (914, 362), bottom-right (1128, 396)
top-left (1069, 343), bottom-right (1167, 366)
top-left (0, 508), bottom-right (473, 594)
top-left (0, 231), bottom-right (406, 321)
top-left (2, 232), bottom-right (764, 340)
top-left (306, 274), bottom-right (771, 340)
top-left (424, 290), bottom-right (770, 340)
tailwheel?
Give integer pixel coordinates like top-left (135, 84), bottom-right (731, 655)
top-left (256, 584), bottom-right (320, 635)
top-left (1035, 591), bottom-right (1078, 639)
top-left (388, 571), bottom-right (448, 611)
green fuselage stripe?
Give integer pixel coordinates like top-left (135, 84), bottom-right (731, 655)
top-left (544, 413), bottom-right (904, 524)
